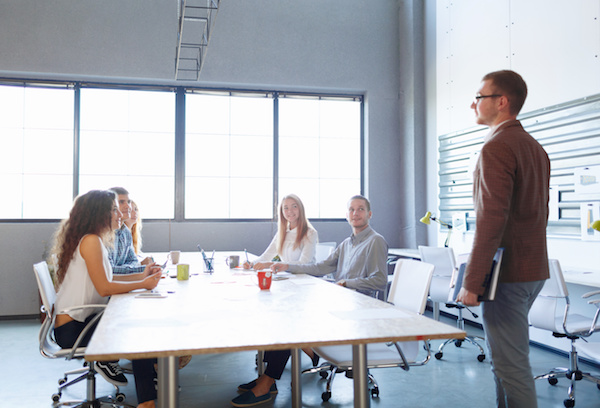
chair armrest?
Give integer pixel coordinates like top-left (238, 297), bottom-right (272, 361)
top-left (582, 290), bottom-right (600, 299)
top-left (55, 304), bottom-right (106, 360)
top-left (385, 342), bottom-right (410, 371)
top-left (56, 304), bottom-right (107, 315)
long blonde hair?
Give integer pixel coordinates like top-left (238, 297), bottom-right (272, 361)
top-left (130, 200), bottom-right (143, 255)
top-left (277, 194), bottom-right (314, 254)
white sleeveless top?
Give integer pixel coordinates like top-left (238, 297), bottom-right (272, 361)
top-left (55, 235), bottom-right (113, 322)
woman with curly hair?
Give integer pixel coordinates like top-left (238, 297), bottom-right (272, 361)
top-left (52, 189), bottom-right (162, 408)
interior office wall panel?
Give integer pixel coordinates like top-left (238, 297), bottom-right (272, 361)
top-left (510, 0), bottom-right (600, 112)
top-left (436, 0), bottom-right (511, 135)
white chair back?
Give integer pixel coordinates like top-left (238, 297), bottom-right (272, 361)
top-left (418, 246), bottom-right (456, 277)
top-left (388, 259), bottom-right (434, 314)
top-left (315, 242), bottom-right (336, 262)
top-left (419, 246), bottom-right (456, 304)
top-left (529, 259), bottom-right (567, 332)
top-left (33, 261), bottom-right (57, 315)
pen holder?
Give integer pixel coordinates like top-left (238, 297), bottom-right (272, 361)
top-left (203, 257), bottom-right (214, 273)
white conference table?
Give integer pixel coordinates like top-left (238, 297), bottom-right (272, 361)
top-left (85, 251), bottom-right (465, 408)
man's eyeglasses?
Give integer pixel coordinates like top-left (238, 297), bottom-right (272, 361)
top-left (474, 94), bottom-right (502, 103)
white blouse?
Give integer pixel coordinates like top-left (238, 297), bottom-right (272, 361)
top-left (254, 227), bottom-right (318, 265)
top-left (55, 235), bottom-right (112, 322)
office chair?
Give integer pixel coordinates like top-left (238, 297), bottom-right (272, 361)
top-left (315, 241), bottom-right (336, 262)
top-left (303, 259), bottom-right (434, 401)
top-left (418, 246), bottom-right (486, 362)
top-left (529, 259), bottom-right (600, 408)
top-left (33, 261), bottom-right (133, 407)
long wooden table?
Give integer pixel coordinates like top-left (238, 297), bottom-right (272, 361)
top-left (85, 251), bottom-right (465, 407)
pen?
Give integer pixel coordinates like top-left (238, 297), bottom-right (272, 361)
top-left (244, 248), bottom-right (249, 263)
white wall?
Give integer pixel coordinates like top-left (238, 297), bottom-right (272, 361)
top-left (430, 0), bottom-right (600, 263)
top-left (0, 0), bottom-right (416, 317)
top-left (430, 0), bottom-right (600, 355)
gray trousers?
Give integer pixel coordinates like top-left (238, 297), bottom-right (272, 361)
top-left (481, 280), bottom-right (545, 408)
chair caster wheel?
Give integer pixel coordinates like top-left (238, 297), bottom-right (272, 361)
top-left (322, 391), bottom-right (331, 402)
top-left (549, 377), bottom-right (558, 386)
top-left (371, 388), bottom-right (379, 398)
top-left (58, 377), bottom-right (67, 385)
top-left (477, 354), bottom-right (485, 362)
top-left (435, 352), bottom-right (443, 360)
top-left (454, 340), bottom-right (463, 347)
top-left (116, 392), bottom-right (126, 402)
top-left (52, 393), bottom-right (61, 402)
top-left (563, 398), bottom-right (575, 407)
top-left (319, 371), bottom-right (328, 379)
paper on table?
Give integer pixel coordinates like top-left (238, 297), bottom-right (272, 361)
top-left (135, 292), bottom-right (167, 299)
top-left (331, 308), bottom-right (411, 320)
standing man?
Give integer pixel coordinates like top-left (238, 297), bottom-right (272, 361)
top-left (231, 195), bottom-right (388, 407)
top-left (456, 70), bottom-right (550, 408)
top-left (109, 187), bottom-right (155, 274)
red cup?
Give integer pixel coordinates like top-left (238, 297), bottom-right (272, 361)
top-left (257, 270), bottom-right (272, 290)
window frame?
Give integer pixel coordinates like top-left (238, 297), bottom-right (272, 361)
top-left (0, 78), bottom-right (364, 222)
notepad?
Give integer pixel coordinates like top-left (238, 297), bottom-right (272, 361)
top-left (135, 292), bottom-right (167, 298)
top-left (451, 248), bottom-right (504, 302)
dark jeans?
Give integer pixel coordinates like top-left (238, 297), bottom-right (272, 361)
top-left (54, 313), bottom-right (99, 348)
top-left (264, 350), bottom-right (291, 380)
top-left (132, 358), bottom-right (157, 403)
top-left (54, 314), bottom-right (156, 403)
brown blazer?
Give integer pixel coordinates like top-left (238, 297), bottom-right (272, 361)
top-left (464, 120), bottom-right (550, 295)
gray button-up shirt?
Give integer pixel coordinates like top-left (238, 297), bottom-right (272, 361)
top-left (287, 225), bottom-right (388, 295)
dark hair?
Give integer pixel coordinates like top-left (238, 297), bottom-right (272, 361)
top-left (347, 194), bottom-right (371, 212)
top-left (109, 186), bottom-right (129, 196)
top-left (482, 70), bottom-right (528, 115)
top-left (53, 190), bottom-right (117, 286)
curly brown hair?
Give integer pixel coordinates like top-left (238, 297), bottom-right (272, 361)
top-left (52, 190), bottom-right (117, 287)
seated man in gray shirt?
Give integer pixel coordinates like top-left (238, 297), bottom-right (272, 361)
top-left (231, 194), bottom-right (389, 408)
top-left (275, 195), bottom-right (388, 296)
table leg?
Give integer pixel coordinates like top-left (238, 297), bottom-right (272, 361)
top-left (290, 348), bottom-right (302, 408)
top-left (352, 344), bottom-right (370, 408)
top-left (157, 356), bottom-right (179, 408)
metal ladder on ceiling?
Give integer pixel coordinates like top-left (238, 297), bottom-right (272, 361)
top-left (175, 0), bottom-right (220, 81)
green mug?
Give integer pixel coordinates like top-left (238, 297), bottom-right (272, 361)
top-left (177, 264), bottom-right (190, 280)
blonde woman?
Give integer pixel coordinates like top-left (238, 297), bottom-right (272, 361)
top-left (243, 194), bottom-right (318, 270)
top-left (125, 200), bottom-right (142, 255)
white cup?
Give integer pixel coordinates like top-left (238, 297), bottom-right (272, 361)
top-left (168, 250), bottom-right (181, 265)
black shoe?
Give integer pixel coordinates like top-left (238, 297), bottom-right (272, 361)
top-left (311, 352), bottom-right (320, 367)
top-left (94, 361), bottom-right (128, 387)
top-left (231, 390), bottom-right (272, 407)
top-left (237, 379), bottom-right (278, 394)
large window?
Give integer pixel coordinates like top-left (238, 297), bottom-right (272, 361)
top-left (0, 81), bottom-right (363, 221)
top-left (185, 93), bottom-right (273, 219)
top-left (0, 84), bottom-right (74, 219)
top-left (79, 88), bottom-right (176, 219)
top-left (278, 96), bottom-right (361, 218)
